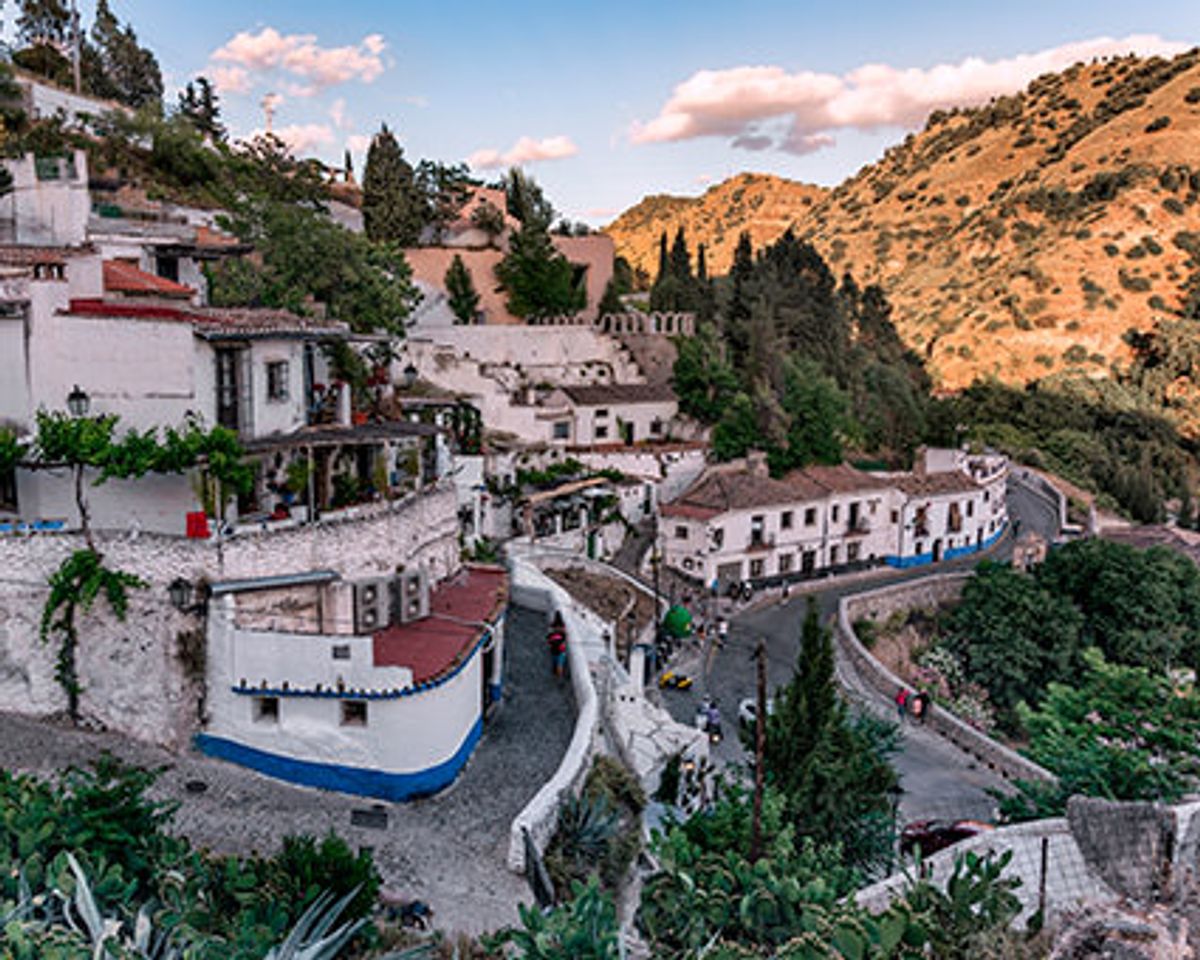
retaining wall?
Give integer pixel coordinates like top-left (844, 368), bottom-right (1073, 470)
top-left (0, 487), bottom-right (459, 747)
top-left (837, 574), bottom-right (1057, 785)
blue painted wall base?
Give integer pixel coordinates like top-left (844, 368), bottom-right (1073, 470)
top-left (195, 717), bottom-right (483, 802)
top-left (884, 521), bottom-right (1008, 569)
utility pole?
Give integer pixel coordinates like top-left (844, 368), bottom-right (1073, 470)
top-left (750, 637), bottom-right (766, 863)
top-left (69, 0), bottom-right (81, 94)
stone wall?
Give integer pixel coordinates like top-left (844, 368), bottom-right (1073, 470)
top-left (837, 574), bottom-right (1057, 785)
top-left (0, 487), bottom-right (459, 748)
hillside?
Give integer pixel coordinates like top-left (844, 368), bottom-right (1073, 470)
top-left (606, 173), bottom-right (826, 279)
top-left (607, 49), bottom-right (1200, 393)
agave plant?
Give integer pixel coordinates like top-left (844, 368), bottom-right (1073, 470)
top-left (262, 886), bottom-right (367, 960)
top-left (556, 794), bottom-right (620, 864)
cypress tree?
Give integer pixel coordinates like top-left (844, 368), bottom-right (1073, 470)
top-left (362, 125), bottom-right (422, 245)
top-left (726, 232), bottom-right (755, 372)
top-left (444, 255), bottom-right (480, 324)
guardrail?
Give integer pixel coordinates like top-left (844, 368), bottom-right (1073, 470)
top-left (836, 575), bottom-right (1057, 786)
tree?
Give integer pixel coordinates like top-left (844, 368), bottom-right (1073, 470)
top-left (470, 198), bottom-right (506, 247)
top-left (725, 232), bottom-right (755, 371)
top-left (712, 392), bottom-right (759, 462)
top-left (89, 0), bottom-right (162, 109)
top-left (500, 166), bottom-right (554, 228)
top-left (415, 159), bottom-right (476, 242)
top-left (597, 278), bottom-right (623, 316)
top-left (942, 560), bottom-right (1084, 732)
top-left (762, 598), bottom-right (900, 875)
top-left (672, 323), bottom-right (738, 423)
top-left (178, 76), bottom-right (224, 140)
top-left (444, 254), bottom-right (480, 324)
top-left (495, 218), bottom-right (585, 319)
top-left (361, 124), bottom-right (421, 245)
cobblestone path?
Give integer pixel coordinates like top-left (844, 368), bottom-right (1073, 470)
top-left (0, 603), bottom-right (573, 936)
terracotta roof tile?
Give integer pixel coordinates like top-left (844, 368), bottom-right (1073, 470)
top-left (896, 471), bottom-right (983, 496)
top-left (103, 259), bottom-right (194, 298)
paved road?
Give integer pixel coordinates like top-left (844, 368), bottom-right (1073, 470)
top-left (661, 478), bottom-right (1062, 824)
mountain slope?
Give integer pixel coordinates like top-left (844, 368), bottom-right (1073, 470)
top-left (607, 49), bottom-right (1200, 392)
top-left (606, 173), bottom-right (826, 279)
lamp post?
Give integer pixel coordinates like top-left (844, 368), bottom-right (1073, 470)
top-left (65, 385), bottom-right (95, 550)
top-left (168, 577), bottom-right (207, 615)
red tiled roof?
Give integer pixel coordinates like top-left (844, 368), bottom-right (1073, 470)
top-left (65, 299), bottom-right (349, 338)
top-left (103, 259), bottom-right (194, 298)
top-left (660, 468), bottom-right (802, 519)
top-left (800, 463), bottom-right (893, 495)
top-left (373, 566), bottom-right (507, 684)
top-left (0, 244), bottom-right (90, 266)
top-left (896, 471), bottom-right (983, 496)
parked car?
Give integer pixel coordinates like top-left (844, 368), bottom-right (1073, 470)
top-left (737, 697), bottom-right (775, 729)
top-left (900, 819), bottom-right (994, 857)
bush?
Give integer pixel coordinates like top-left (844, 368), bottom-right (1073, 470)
top-left (1145, 115), bottom-right (1171, 132)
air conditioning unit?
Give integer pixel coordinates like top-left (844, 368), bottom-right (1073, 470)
top-left (353, 578), bottom-right (390, 634)
top-left (391, 567), bottom-right (430, 624)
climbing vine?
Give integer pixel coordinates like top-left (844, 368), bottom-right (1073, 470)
top-left (39, 549), bottom-right (145, 724)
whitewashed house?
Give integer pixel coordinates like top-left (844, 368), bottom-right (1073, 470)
top-left (542, 383), bottom-right (678, 446)
top-left (660, 449), bottom-right (1009, 588)
top-left (199, 564), bottom-right (508, 801)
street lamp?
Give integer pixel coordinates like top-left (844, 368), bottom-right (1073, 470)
top-left (66, 384), bottom-right (89, 417)
top-left (168, 577), bottom-right (207, 615)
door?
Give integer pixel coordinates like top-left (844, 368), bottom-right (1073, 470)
top-left (932, 539), bottom-right (942, 563)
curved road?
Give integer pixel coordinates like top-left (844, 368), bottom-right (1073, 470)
top-left (662, 476), bottom-right (1061, 823)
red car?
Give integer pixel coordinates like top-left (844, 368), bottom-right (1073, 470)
top-left (900, 819), bottom-right (994, 857)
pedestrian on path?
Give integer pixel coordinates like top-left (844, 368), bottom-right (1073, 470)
top-left (895, 687), bottom-right (909, 722)
top-left (547, 612), bottom-right (567, 679)
top-left (716, 617), bottom-right (729, 649)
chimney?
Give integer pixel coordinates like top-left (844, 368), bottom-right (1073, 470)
top-left (746, 449), bottom-right (769, 477)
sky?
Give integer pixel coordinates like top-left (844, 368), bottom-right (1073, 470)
top-left (87, 1), bottom-right (1199, 224)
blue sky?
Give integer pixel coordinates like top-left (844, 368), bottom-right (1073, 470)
top-left (106, 1), bottom-right (1196, 223)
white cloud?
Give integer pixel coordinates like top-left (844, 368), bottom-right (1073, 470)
top-left (245, 123), bottom-right (335, 155)
top-left (467, 134), bottom-right (579, 170)
top-left (209, 64), bottom-right (252, 94)
top-left (345, 133), bottom-right (372, 155)
top-left (633, 34), bottom-right (1189, 155)
top-left (210, 27), bottom-right (387, 96)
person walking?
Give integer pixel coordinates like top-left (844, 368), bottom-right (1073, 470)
top-left (547, 612), bottom-right (567, 679)
top-left (716, 617), bottom-right (729, 650)
top-left (895, 687), bottom-right (909, 722)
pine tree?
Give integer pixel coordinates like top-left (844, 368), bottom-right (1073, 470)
top-left (500, 167), bottom-right (554, 228)
top-left (444, 254), bottom-right (480, 325)
top-left (726, 232), bottom-right (755, 372)
top-left (88, 1), bottom-right (162, 108)
top-left (178, 76), bottom-right (223, 140)
top-left (495, 219), bottom-right (585, 319)
top-left (656, 231), bottom-right (668, 284)
top-left (362, 125), bottom-right (422, 245)
top-left (13, 0), bottom-right (71, 85)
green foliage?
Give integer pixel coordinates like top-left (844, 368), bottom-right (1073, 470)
top-left (672, 322), bottom-right (739, 423)
top-left (177, 76), bottom-right (224, 141)
top-left (763, 600), bottom-right (900, 877)
top-left (469, 199), bottom-right (506, 246)
top-left (414, 159), bottom-right (477, 242)
top-left (39, 550), bottom-right (146, 722)
top-left (495, 218), bottom-right (586, 319)
top-left (87, 0), bottom-right (163, 109)
top-left (362, 125), bottom-right (422, 245)
top-left (486, 877), bottom-right (619, 960)
top-left (500, 168), bottom-right (555, 229)
top-left (597, 278), bottom-right (624, 316)
top-left (444, 254), bottom-right (480, 324)
top-left (1008, 648), bottom-right (1200, 814)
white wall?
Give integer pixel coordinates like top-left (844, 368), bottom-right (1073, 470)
top-left (0, 151), bottom-right (90, 246)
top-left (568, 399), bottom-right (679, 446)
top-left (205, 595), bottom-right (482, 777)
top-left (0, 485), bottom-right (461, 746)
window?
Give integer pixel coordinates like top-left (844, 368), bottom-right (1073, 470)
top-left (675, 525), bottom-right (689, 540)
top-left (984, 490), bottom-right (991, 502)
top-left (749, 558), bottom-right (764, 578)
top-left (253, 696), bottom-right (279, 724)
top-left (331, 644), bottom-right (351, 660)
top-left (595, 425), bottom-right (609, 440)
top-left (891, 510), bottom-right (899, 523)
top-left (831, 505), bottom-right (840, 522)
top-left (712, 527), bottom-right (724, 549)
top-left (594, 408), bottom-right (609, 418)
top-left (341, 700), bottom-right (368, 727)
top-left (870, 501), bottom-right (877, 515)
top-left (781, 510), bottom-right (793, 530)
top-left (649, 419), bottom-right (663, 436)
top-left (552, 421), bottom-right (570, 440)
top-left (750, 514), bottom-right (765, 546)
top-left (847, 543), bottom-right (860, 563)
top-left (156, 255), bottom-right (179, 283)
top-left (829, 545), bottom-right (839, 565)
top-left (266, 360), bottom-right (289, 402)
top-left (804, 507), bottom-right (817, 526)
top-left (967, 500), bottom-right (975, 517)
top-left (778, 553), bottom-right (793, 574)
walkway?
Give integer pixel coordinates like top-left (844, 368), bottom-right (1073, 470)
top-left (0, 603), bottom-right (572, 937)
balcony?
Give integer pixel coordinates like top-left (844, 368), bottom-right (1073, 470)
top-left (747, 533), bottom-right (776, 552)
top-left (846, 517), bottom-right (871, 536)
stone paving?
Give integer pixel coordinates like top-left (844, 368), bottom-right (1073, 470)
top-left (0, 603), bottom-right (573, 937)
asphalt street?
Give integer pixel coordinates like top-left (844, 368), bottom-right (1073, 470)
top-left (660, 476), bottom-right (1062, 824)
